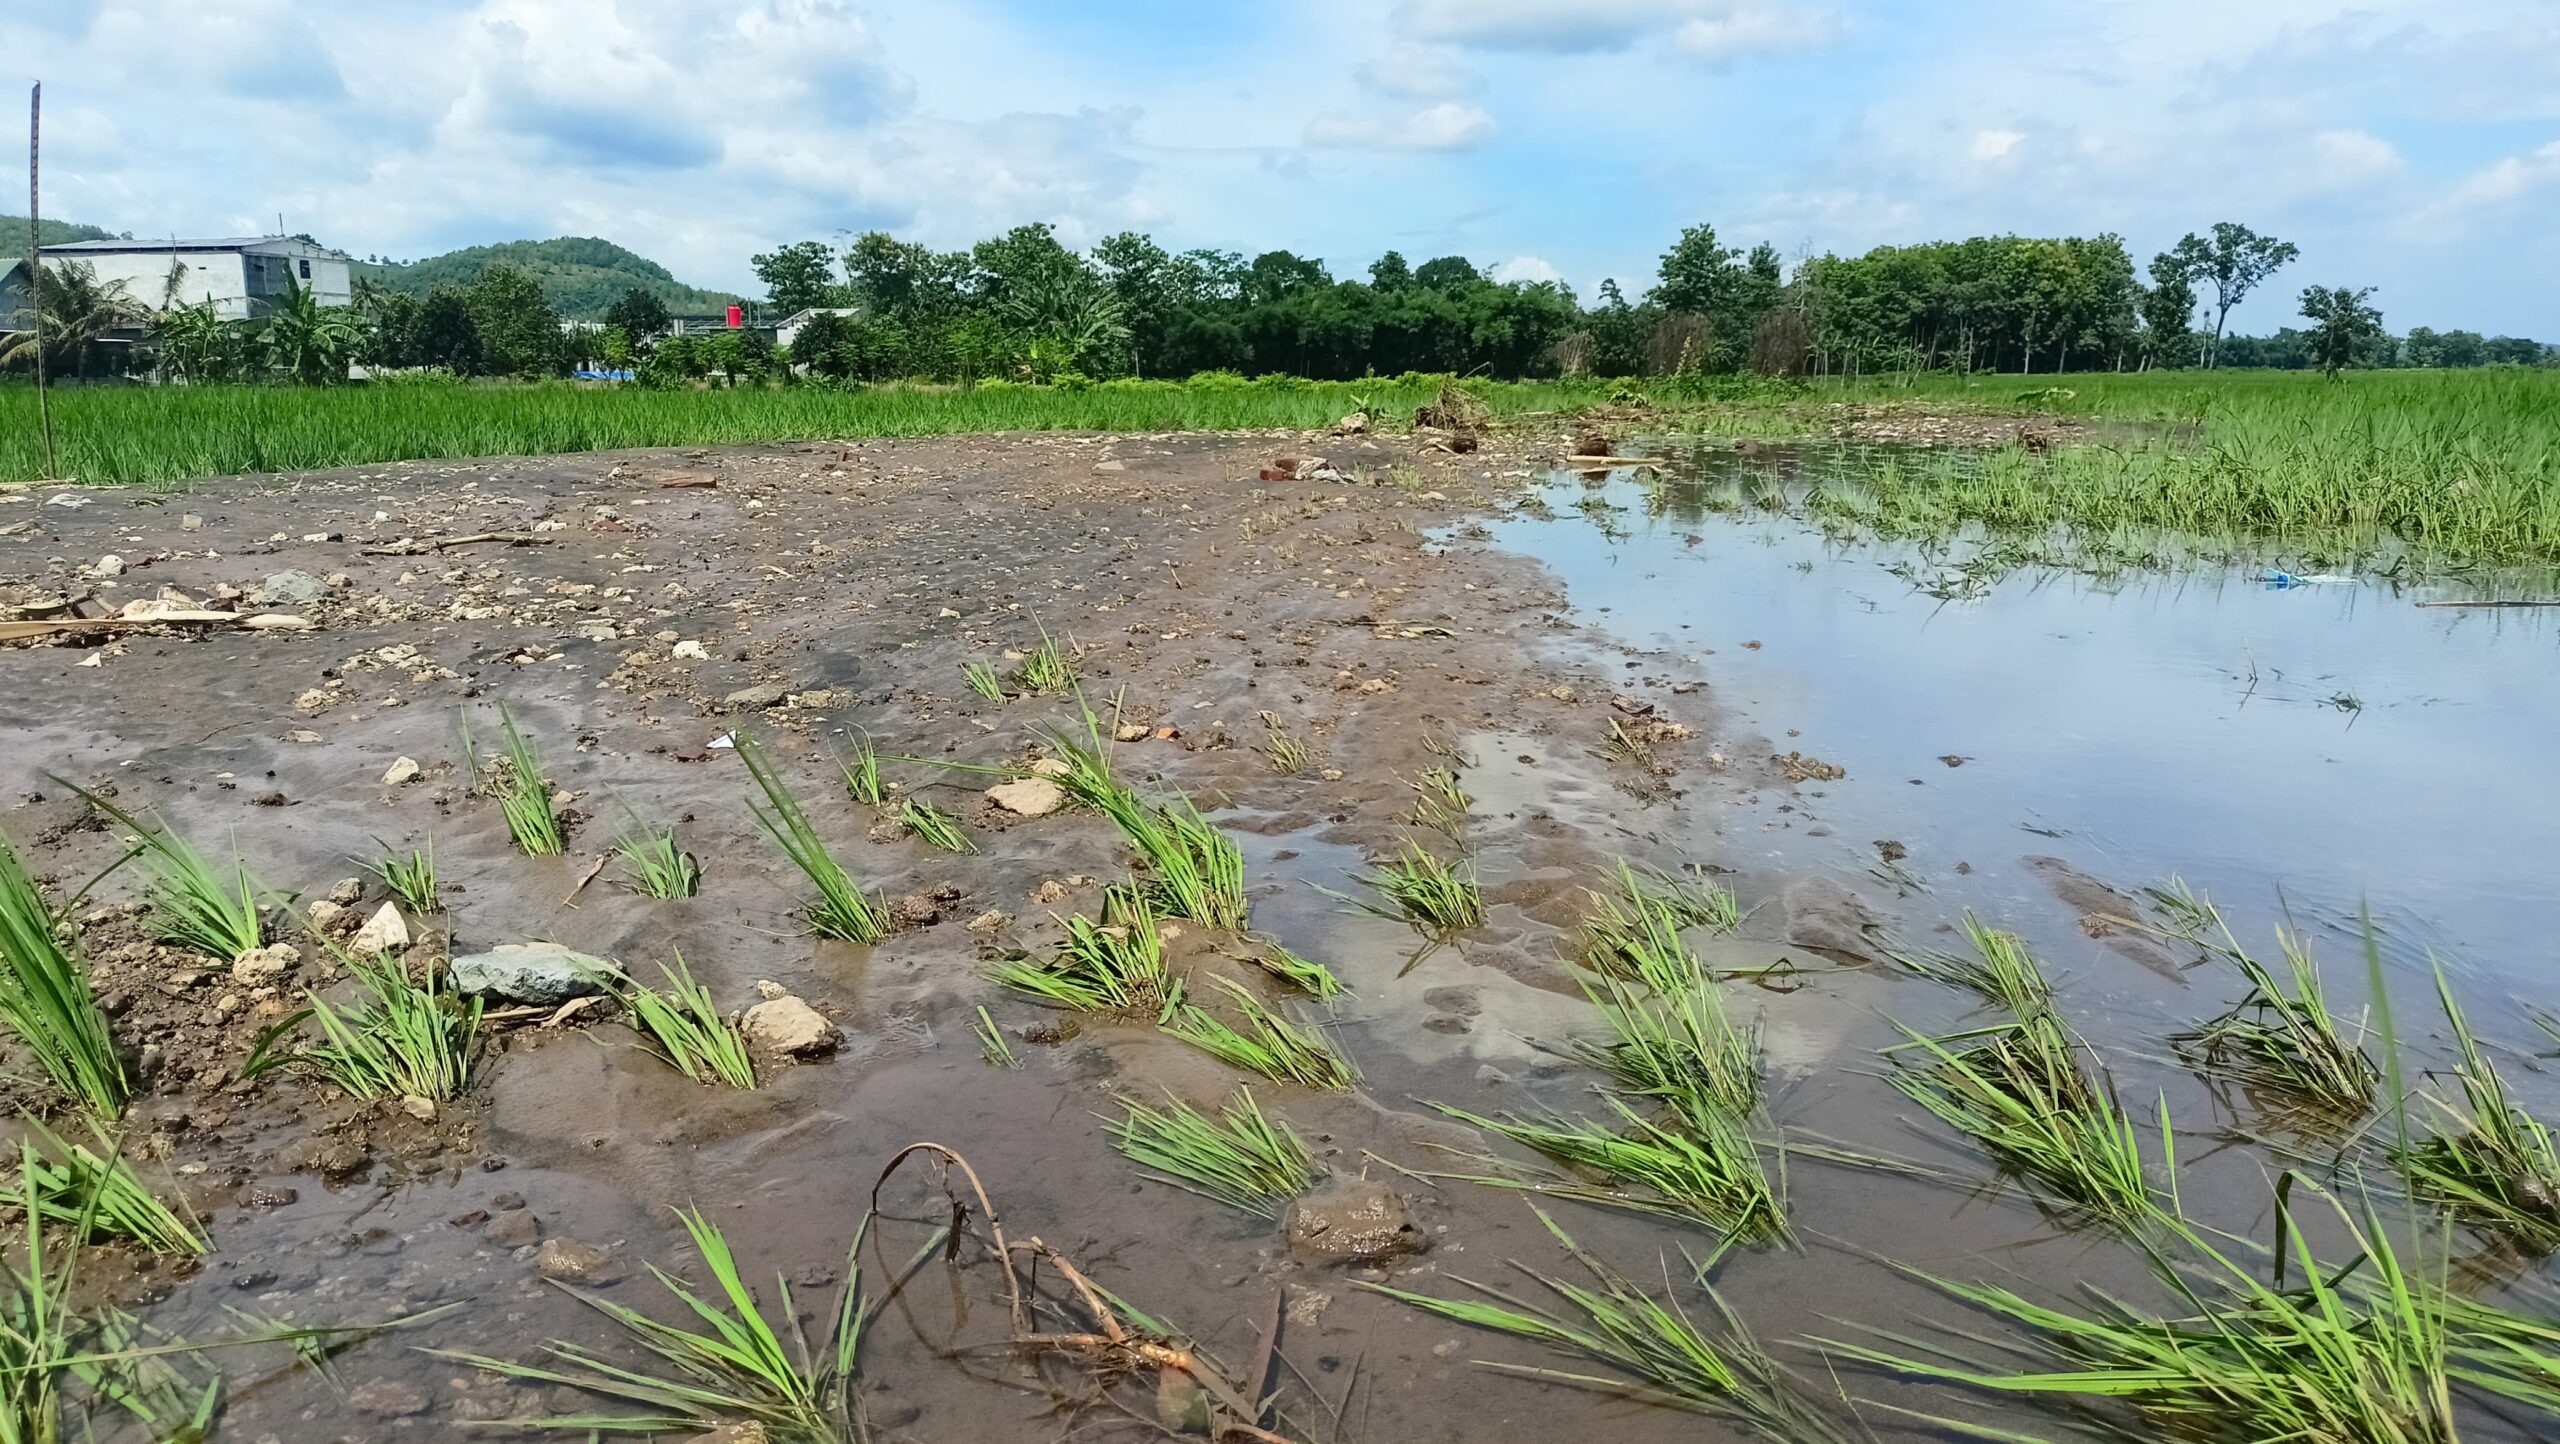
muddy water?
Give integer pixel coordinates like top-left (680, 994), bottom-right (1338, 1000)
top-left (7, 434), bottom-right (2554, 1442)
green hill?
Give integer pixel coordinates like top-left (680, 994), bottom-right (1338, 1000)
top-left (355, 237), bottom-right (739, 320)
top-left (0, 215), bottom-right (124, 247)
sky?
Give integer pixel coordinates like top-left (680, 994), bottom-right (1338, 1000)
top-left (7, 0), bottom-right (2559, 335)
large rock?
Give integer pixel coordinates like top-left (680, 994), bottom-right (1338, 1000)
top-left (349, 903), bottom-right (410, 956)
top-left (253, 569), bottom-right (327, 607)
top-left (1286, 1180), bottom-right (1427, 1263)
top-left (740, 995), bottom-right (839, 1057)
top-left (985, 777), bottom-right (1067, 817)
top-left (450, 943), bottom-right (621, 1005)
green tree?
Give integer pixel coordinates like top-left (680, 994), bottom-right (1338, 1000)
top-left (2140, 251), bottom-right (2199, 368)
top-left (465, 263), bottom-right (565, 378)
top-left (414, 287), bottom-right (483, 373)
top-left (2299, 284), bottom-right (2384, 378)
top-left (0, 260), bottom-right (148, 376)
top-left (604, 286), bottom-right (671, 340)
top-left (2166, 222), bottom-right (2299, 369)
top-left (260, 275), bottom-right (368, 384)
top-left (1652, 224), bottom-right (1741, 317)
top-left (1414, 255), bottom-right (1481, 290)
top-left (151, 300), bottom-right (245, 383)
top-left (1368, 251), bottom-right (1413, 291)
top-left (751, 241), bottom-right (842, 313)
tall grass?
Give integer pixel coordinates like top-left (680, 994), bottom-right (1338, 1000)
top-left (3, 1119), bottom-right (204, 1255)
top-left (244, 954), bottom-right (482, 1102)
top-left (2393, 970), bottom-right (2560, 1251)
top-left (69, 786), bottom-right (265, 962)
top-left (620, 957), bottom-right (756, 1089)
top-left (0, 834), bottom-right (129, 1118)
top-left (4, 374), bottom-right (1615, 487)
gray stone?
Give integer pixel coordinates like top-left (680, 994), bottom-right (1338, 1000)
top-left (534, 1236), bottom-right (621, 1283)
top-left (350, 1378), bottom-right (431, 1418)
top-left (740, 995), bottom-right (838, 1057)
top-left (253, 569), bottom-right (327, 607)
top-left (485, 1209), bottom-right (542, 1248)
top-left (985, 777), bottom-right (1067, 817)
top-left (1781, 876), bottom-right (1881, 958)
top-left (1286, 1180), bottom-right (1427, 1263)
top-left (450, 943), bottom-right (621, 1005)
top-left (723, 682), bottom-right (791, 709)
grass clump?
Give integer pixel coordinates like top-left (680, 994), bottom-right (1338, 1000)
top-left (2393, 970), bottom-right (2560, 1251)
top-left (1571, 969), bottom-right (1760, 1120)
top-left (1014, 630), bottom-right (1077, 696)
top-left (436, 1207), bottom-right (869, 1443)
top-left (1095, 789), bottom-right (1247, 932)
top-left (1244, 938), bottom-right (1345, 999)
top-left (1888, 1016), bottom-right (2157, 1230)
top-left (1889, 914), bottom-right (2054, 1019)
top-left (615, 823), bottom-right (703, 900)
top-left (1104, 1089), bottom-right (1315, 1217)
top-left (483, 707), bottom-right (565, 857)
top-left (962, 659), bottom-right (1006, 702)
top-left (1254, 710), bottom-right (1312, 775)
top-left (1339, 839), bottom-right (1482, 934)
top-left (1831, 1176), bottom-right (2481, 1444)
top-left (366, 840), bottom-right (441, 914)
top-left (2174, 923), bottom-right (2376, 1122)
top-left (837, 737), bottom-right (885, 805)
top-left (1429, 1095), bottom-right (1785, 1241)
top-left (0, 834), bottom-right (130, 1118)
top-left (71, 786), bottom-right (265, 963)
top-left (1580, 862), bottom-right (1741, 977)
top-left (739, 737), bottom-right (892, 944)
top-left (991, 885), bottom-right (1168, 1014)
top-left (1164, 979), bottom-right (1355, 1090)
top-left (897, 798), bottom-right (975, 854)
top-left (974, 1007), bottom-right (1017, 1068)
top-left (1406, 767), bottom-right (1471, 837)
top-left (1368, 1207), bottom-right (1859, 1440)
top-left (621, 957), bottom-right (756, 1089)
top-left (245, 954), bottom-right (482, 1102)
top-left (2, 1120), bottom-right (204, 1255)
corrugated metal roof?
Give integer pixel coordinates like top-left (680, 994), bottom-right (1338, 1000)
top-left (39, 236), bottom-right (348, 258)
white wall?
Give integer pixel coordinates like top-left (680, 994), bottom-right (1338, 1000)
top-left (66, 252), bottom-right (252, 318)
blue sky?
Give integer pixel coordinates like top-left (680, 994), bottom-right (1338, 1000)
top-left (9, 0), bottom-right (2559, 334)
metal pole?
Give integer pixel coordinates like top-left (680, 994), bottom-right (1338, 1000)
top-left (29, 83), bottom-right (56, 480)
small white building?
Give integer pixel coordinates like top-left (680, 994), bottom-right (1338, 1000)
top-left (774, 306), bottom-right (862, 350)
top-left (25, 236), bottom-right (354, 320)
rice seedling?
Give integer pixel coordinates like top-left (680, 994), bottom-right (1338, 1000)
top-left (1426, 1095), bottom-right (1786, 1241)
top-left (615, 822), bottom-right (702, 899)
top-left (738, 736), bottom-right (893, 945)
top-left (1367, 1207), bottom-right (1862, 1441)
top-left (1334, 839), bottom-right (1482, 934)
top-left (974, 1006), bottom-right (1018, 1067)
top-left (620, 956), bottom-right (756, 1089)
top-left (962, 659), bottom-right (1007, 702)
top-left (485, 707), bottom-right (566, 856)
top-left (2392, 969), bottom-right (2560, 1251)
top-left (1569, 968), bottom-right (1760, 1119)
top-left (1163, 978), bottom-right (1355, 1090)
top-left (68, 785), bottom-right (265, 962)
top-left (990, 884), bottom-right (1169, 1013)
top-left (1254, 710), bottom-right (1312, 775)
top-left (1406, 766), bottom-right (1471, 836)
top-left (1598, 717), bottom-right (1666, 775)
top-left (1103, 1089), bottom-right (1315, 1216)
top-left (2144, 874), bottom-right (2225, 941)
top-left (366, 839), bottom-right (441, 913)
top-left (243, 953), bottom-right (482, 1102)
top-left (1580, 863), bottom-right (1743, 970)
top-left (2, 1118), bottom-right (204, 1255)
top-left (1887, 913), bottom-right (2055, 1019)
top-left (837, 735), bottom-right (885, 805)
top-left (434, 1207), bottom-right (869, 1442)
top-left (1243, 937), bottom-right (1345, 999)
top-left (1013, 628), bottom-right (1077, 696)
top-left (896, 798), bottom-right (976, 854)
top-left (1093, 787), bottom-right (1247, 931)
top-left (2173, 923), bottom-right (2376, 1121)
top-left (0, 833), bottom-right (129, 1118)
top-left (1829, 1174), bottom-right (2476, 1444)
top-left (1886, 1016), bottom-right (2158, 1230)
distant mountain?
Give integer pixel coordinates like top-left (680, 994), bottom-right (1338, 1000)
top-left (354, 237), bottom-right (740, 320)
top-left (1, 215), bottom-right (125, 247)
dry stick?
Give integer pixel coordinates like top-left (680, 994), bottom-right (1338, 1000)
top-left (360, 532), bottom-right (558, 556)
top-left (2414, 600), bottom-right (2560, 609)
top-left (29, 83), bottom-right (56, 481)
top-left (868, 1143), bottom-right (1294, 1444)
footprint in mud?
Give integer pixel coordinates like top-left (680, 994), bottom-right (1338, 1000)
top-left (1420, 984), bottom-right (1481, 1034)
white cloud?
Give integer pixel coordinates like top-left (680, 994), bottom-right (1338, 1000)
top-left (1307, 102), bottom-right (1496, 151)
top-left (1672, 6), bottom-right (1843, 62)
top-left (1355, 45), bottom-right (1477, 98)
top-left (1393, 0), bottom-right (1843, 59)
top-left (2403, 138), bottom-right (2560, 241)
top-left (1491, 254), bottom-right (1563, 283)
top-left (1969, 128), bottom-right (2025, 161)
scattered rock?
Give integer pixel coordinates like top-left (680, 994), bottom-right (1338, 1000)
top-left (381, 756), bottom-right (422, 786)
top-left (1113, 723), bottom-right (1151, 742)
top-left (326, 877), bottom-right (365, 907)
top-left (985, 777), bottom-right (1066, 817)
top-left (1091, 458), bottom-right (1127, 473)
top-left (235, 1183), bottom-right (299, 1209)
top-left (534, 1237), bottom-right (621, 1284)
top-left (723, 682), bottom-right (791, 709)
top-left (241, 613), bottom-right (316, 631)
top-left (741, 995), bottom-right (839, 1057)
top-left (1286, 1180), bottom-right (1427, 1263)
top-left (1027, 757), bottom-right (1073, 779)
top-left (893, 893), bottom-right (942, 927)
top-left (92, 555), bottom-right (126, 577)
top-left (179, 514), bottom-right (204, 531)
top-left (349, 1378), bottom-right (431, 1418)
top-left (1773, 750), bottom-right (1845, 783)
top-left (305, 899), bottom-right (349, 935)
top-left (253, 569), bottom-right (327, 607)
top-left (229, 943), bottom-right (301, 987)
top-left (400, 1095), bottom-right (437, 1122)
top-left (485, 1209), bottom-right (542, 1248)
top-left (450, 943), bottom-right (621, 1005)
top-left (965, 909), bottom-right (1013, 933)
top-left (671, 640), bottom-right (708, 660)
top-left (349, 903), bottom-right (410, 955)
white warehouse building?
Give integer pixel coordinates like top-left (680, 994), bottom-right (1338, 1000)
top-left (14, 235), bottom-right (353, 320)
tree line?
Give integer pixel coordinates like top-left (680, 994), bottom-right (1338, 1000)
top-left (6, 220), bottom-right (2553, 385)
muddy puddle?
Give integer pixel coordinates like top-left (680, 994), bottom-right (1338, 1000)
top-left (2, 430), bottom-right (2555, 1441)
